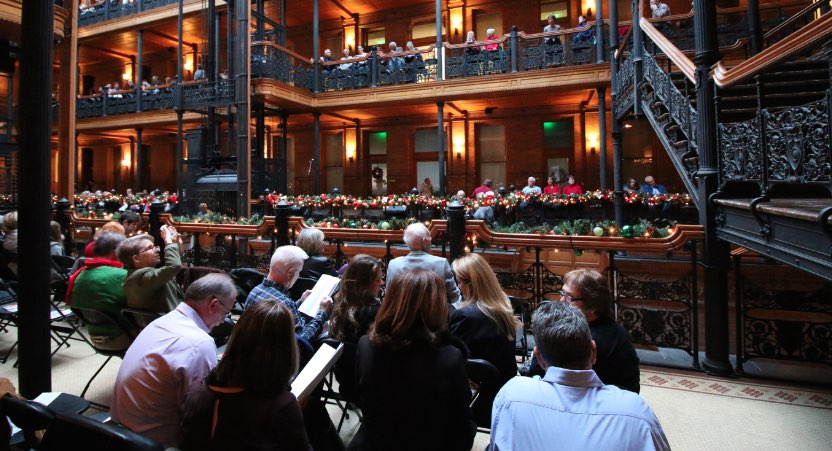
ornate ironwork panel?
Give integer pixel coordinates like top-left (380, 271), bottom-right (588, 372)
top-left (763, 96), bottom-right (831, 185)
top-left (614, 269), bottom-right (697, 357)
top-left (614, 55), bottom-right (635, 118)
top-left (76, 100), bottom-right (103, 118)
top-left (182, 80), bottom-right (236, 109)
top-left (718, 120), bottom-right (762, 183)
top-left (251, 45), bottom-right (312, 90)
top-left (738, 275), bottom-right (832, 365)
top-left (79, 0), bottom-right (178, 26)
top-left (642, 47), bottom-right (697, 150)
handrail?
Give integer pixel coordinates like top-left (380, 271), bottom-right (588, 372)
top-left (444, 35), bottom-right (508, 50)
top-left (616, 26), bottom-right (633, 61)
top-left (639, 17), bottom-right (696, 83)
top-left (251, 41), bottom-right (311, 64)
top-left (713, 10), bottom-right (832, 88)
top-left (763, 0), bottom-right (828, 41)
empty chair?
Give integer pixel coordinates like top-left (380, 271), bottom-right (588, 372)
top-left (40, 411), bottom-right (164, 451)
top-left (229, 267), bottom-right (266, 309)
top-left (466, 358), bottom-right (501, 430)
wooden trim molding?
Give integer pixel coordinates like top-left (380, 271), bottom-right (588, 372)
top-left (0, 0), bottom-right (68, 38)
top-left (76, 110), bottom-right (204, 131)
top-left (639, 17), bottom-right (696, 83)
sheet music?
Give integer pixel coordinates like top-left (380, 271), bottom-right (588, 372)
top-left (297, 274), bottom-right (339, 317)
top-left (290, 343), bottom-right (343, 402)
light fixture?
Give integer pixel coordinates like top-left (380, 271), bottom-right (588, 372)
top-left (122, 73), bottom-right (130, 81)
top-left (588, 134), bottom-right (599, 156)
top-left (450, 8), bottom-right (463, 36)
top-left (121, 157), bottom-right (131, 168)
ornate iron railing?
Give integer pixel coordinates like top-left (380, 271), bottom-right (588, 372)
top-left (78, 0), bottom-right (179, 26)
top-left (250, 43), bottom-right (313, 89)
top-left (614, 53), bottom-right (635, 119)
top-left (642, 46), bottom-right (697, 150)
top-left (181, 79), bottom-right (236, 109)
top-left (75, 89), bottom-right (175, 118)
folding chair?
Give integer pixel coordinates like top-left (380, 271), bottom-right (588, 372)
top-left (466, 358), bottom-right (500, 431)
top-left (120, 308), bottom-right (163, 339)
top-left (509, 296), bottom-right (532, 362)
top-left (1, 394), bottom-right (56, 449)
top-left (69, 307), bottom-right (133, 405)
top-left (39, 411), bottom-right (163, 451)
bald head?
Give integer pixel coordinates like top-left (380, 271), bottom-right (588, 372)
top-left (403, 223), bottom-right (431, 251)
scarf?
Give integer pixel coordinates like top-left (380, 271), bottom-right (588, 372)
top-left (66, 258), bottom-right (123, 305)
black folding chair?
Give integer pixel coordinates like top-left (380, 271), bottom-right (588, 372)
top-left (466, 358), bottom-right (501, 431)
top-left (509, 296), bottom-right (531, 361)
top-left (40, 411), bottom-right (164, 451)
top-left (120, 308), bottom-right (163, 339)
top-left (229, 267), bottom-right (266, 311)
top-left (69, 307), bottom-right (133, 405)
top-left (320, 338), bottom-right (362, 432)
top-left (1, 394), bottom-right (56, 449)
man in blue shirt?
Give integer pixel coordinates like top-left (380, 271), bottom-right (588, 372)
top-left (640, 175), bottom-right (668, 196)
top-left (244, 245), bottom-right (332, 341)
top-left (490, 302), bottom-right (669, 451)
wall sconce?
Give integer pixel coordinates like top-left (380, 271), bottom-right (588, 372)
top-left (453, 135), bottom-right (465, 160)
top-left (450, 8), bottom-right (463, 37)
top-left (121, 157), bottom-right (131, 168)
top-left (345, 127), bottom-right (357, 163)
top-left (122, 73), bottom-right (130, 81)
top-left (344, 27), bottom-right (356, 51)
top-left (588, 134), bottom-right (599, 156)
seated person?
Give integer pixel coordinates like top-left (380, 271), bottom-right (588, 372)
top-left (118, 225), bottom-right (183, 313)
top-left (521, 177), bottom-right (542, 195)
top-left (403, 41), bottom-right (423, 63)
top-left (352, 269), bottom-right (475, 451)
top-left (544, 14), bottom-right (562, 46)
top-left (2, 211), bottom-right (17, 275)
top-left (181, 300), bottom-right (312, 450)
top-left (465, 31), bottom-right (482, 55)
top-left (386, 223), bottom-right (461, 305)
top-left (418, 177), bottom-right (434, 196)
top-left (295, 228), bottom-right (337, 281)
top-left (318, 49), bottom-right (334, 72)
top-left (382, 42), bottom-right (403, 71)
top-left (523, 269), bottom-right (640, 393)
top-left (450, 254), bottom-right (518, 387)
top-left (84, 221), bottom-right (125, 258)
top-left (561, 175), bottom-right (584, 195)
top-left (111, 273), bottom-right (237, 449)
top-left (624, 177), bottom-right (641, 194)
top-left (49, 221), bottom-right (64, 256)
top-left (339, 48), bottom-right (354, 70)
top-left (573, 15), bottom-right (594, 44)
top-left (471, 178), bottom-right (493, 198)
top-left (543, 176), bottom-right (561, 195)
top-left (329, 255), bottom-right (383, 398)
top-left (641, 175), bottom-right (667, 196)
top-left (473, 191), bottom-right (496, 221)
top-left (244, 245), bottom-right (332, 343)
top-left (491, 301), bottom-right (669, 450)
top-left (118, 210), bottom-right (140, 235)
top-left (67, 232), bottom-right (130, 351)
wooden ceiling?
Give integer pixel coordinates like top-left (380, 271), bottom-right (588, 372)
top-left (277, 0), bottom-right (434, 27)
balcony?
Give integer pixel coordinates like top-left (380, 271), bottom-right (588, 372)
top-left (78, 0), bottom-right (178, 27)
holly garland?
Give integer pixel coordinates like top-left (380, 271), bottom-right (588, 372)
top-left (303, 216), bottom-right (419, 231)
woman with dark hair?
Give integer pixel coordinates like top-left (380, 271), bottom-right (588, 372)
top-left (181, 300), bottom-right (311, 450)
top-left (330, 254), bottom-right (383, 343)
top-left (350, 269), bottom-right (475, 451)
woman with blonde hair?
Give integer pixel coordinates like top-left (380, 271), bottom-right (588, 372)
top-left (450, 253), bottom-right (519, 386)
top-left (295, 227), bottom-right (337, 280)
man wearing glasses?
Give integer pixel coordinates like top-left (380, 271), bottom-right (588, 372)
top-left (112, 273), bottom-right (237, 449)
top-left (521, 269), bottom-right (640, 394)
top-left (118, 224), bottom-right (183, 313)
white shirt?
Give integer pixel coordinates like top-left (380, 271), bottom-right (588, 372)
top-left (111, 302), bottom-right (217, 448)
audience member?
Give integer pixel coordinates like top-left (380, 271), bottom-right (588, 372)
top-left (473, 191), bottom-right (496, 221)
top-left (650, 0), bottom-right (670, 18)
top-left (471, 178), bottom-right (493, 198)
top-left (329, 254), bottom-right (383, 399)
top-left (521, 177), bottom-right (542, 195)
top-left (112, 273), bottom-right (237, 448)
top-left (296, 228), bottom-right (338, 281)
top-left (523, 269), bottom-right (640, 393)
top-left (118, 225), bottom-right (183, 313)
top-left (84, 221), bottom-right (125, 258)
top-left (624, 177), bottom-right (641, 194)
top-left (418, 177), bottom-right (434, 196)
top-left (484, 29), bottom-right (500, 51)
top-left (382, 42), bottom-right (403, 71)
top-left (2, 212), bottom-right (17, 275)
top-left (561, 175), bottom-right (584, 195)
top-left (49, 221), bottom-right (64, 256)
top-left (465, 31), bottom-right (481, 54)
top-left (193, 64), bottom-right (206, 81)
top-left (574, 15), bottom-right (594, 44)
top-left (339, 48), bottom-right (354, 70)
top-left (196, 203), bottom-right (211, 217)
top-left (490, 301), bottom-right (669, 450)
top-left (543, 176), bottom-right (561, 195)
top-left (351, 269), bottom-right (475, 451)
top-left (450, 253), bottom-right (519, 386)
top-left (118, 210), bottom-right (140, 235)
top-left (641, 175), bottom-right (667, 195)
top-left (404, 41), bottom-right (422, 64)
top-left (67, 232), bottom-right (130, 351)
top-left (544, 14), bottom-right (562, 45)
top-left (180, 300), bottom-right (311, 451)
top-left (244, 245), bottom-right (332, 342)
top-left (386, 223), bottom-right (460, 305)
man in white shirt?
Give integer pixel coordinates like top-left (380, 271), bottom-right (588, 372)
top-left (490, 301), bottom-right (669, 451)
top-left (521, 177), bottom-right (542, 195)
top-left (111, 273), bottom-right (237, 448)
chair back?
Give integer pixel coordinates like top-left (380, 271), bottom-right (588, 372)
top-left (1, 394), bottom-right (56, 448)
top-left (39, 412), bottom-right (164, 451)
top-left (508, 296), bottom-right (531, 359)
top-left (70, 306), bottom-right (133, 352)
top-left (121, 308), bottom-right (163, 337)
top-left (229, 267), bottom-right (266, 307)
top-left (466, 358), bottom-right (501, 429)
top-left (289, 277), bottom-right (318, 302)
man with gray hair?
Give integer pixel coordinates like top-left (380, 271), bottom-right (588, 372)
top-left (244, 245), bottom-right (332, 341)
top-left (112, 273), bottom-right (238, 448)
top-left (386, 223), bottom-right (460, 304)
top-left (490, 302), bottom-right (669, 450)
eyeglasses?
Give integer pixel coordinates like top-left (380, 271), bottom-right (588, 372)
top-left (558, 289), bottom-right (584, 302)
top-left (139, 245), bottom-right (159, 254)
top-left (212, 297), bottom-right (233, 315)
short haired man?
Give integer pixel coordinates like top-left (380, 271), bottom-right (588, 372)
top-left (521, 177), bottom-right (541, 195)
top-left (386, 223), bottom-right (461, 304)
top-left (112, 273), bottom-right (237, 448)
top-left (490, 302), bottom-right (669, 450)
top-left (244, 245), bottom-right (332, 341)
top-left (67, 232), bottom-right (129, 351)
top-left (118, 210), bottom-right (139, 235)
top-left (640, 175), bottom-right (667, 196)
top-left (471, 178), bottom-right (493, 199)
